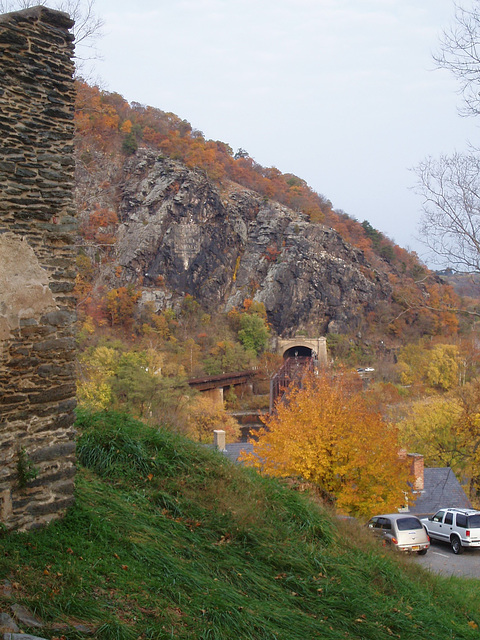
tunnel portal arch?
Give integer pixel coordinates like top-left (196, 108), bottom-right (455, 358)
top-left (276, 337), bottom-right (328, 364)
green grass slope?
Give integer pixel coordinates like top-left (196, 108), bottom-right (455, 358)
top-left (1, 411), bottom-right (479, 640)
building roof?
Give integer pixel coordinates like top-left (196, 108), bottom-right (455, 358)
top-left (410, 467), bottom-right (472, 517)
top-left (224, 442), bottom-right (254, 463)
top-left (204, 442), bottom-right (254, 463)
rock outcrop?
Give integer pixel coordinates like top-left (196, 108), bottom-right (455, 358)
top-left (111, 149), bottom-right (390, 336)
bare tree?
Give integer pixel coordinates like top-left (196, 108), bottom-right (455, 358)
top-left (434, 1), bottom-right (480, 117)
top-left (0, 0), bottom-right (104, 65)
top-left (59, 0), bottom-right (103, 61)
top-left (415, 1), bottom-right (480, 270)
top-left (415, 153), bottom-right (480, 271)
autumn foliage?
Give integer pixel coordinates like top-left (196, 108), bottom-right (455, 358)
top-left (187, 395), bottom-right (240, 443)
top-left (74, 79), bottom-right (463, 346)
top-left (69, 78), bottom-right (480, 513)
top-left (242, 370), bottom-right (413, 517)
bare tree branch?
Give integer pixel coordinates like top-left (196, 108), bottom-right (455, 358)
top-left (414, 152), bottom-right (480, 271)
top-left (57, 0), bottom-right (104, 61)
top-left (434, 1), bottom-right (480, 117)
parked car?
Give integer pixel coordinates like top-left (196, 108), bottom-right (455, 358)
top-left (367, 513), bottom-right (430, 554)
top-left (421, 508), bottom-right (480, 554)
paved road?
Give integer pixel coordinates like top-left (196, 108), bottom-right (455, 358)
top-left (415, 540), bottom-right (480, 578)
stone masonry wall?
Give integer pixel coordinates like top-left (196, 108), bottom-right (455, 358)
top-left (0, 7), bottom-right (76, 530)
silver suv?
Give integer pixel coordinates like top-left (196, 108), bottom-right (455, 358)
top-left (367, 513), bottom-right (430, 554)
top-left (421, 508), bottom-right (480, 554)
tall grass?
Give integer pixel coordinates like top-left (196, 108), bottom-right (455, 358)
top-left (0, 410), bottom-right (478, 639)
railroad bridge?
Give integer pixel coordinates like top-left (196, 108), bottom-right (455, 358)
top-left (187, 369), bottom-right (258, 405)
top-left (187, 337), bottom-right (328, 404)
top-left (188, 337), bottom-right (328, 438)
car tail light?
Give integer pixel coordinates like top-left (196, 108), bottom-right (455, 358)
top-left (466, 530), bottom-right (470, 537)
top-left (392, 537), bottom-right (398, 545)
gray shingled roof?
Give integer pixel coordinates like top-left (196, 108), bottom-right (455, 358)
top-left (204, 442), bottom-right (254, 463)
top-left (410, 467), bottom-right (472, 517)
top-left (224, 442), bottom-right (254, 463)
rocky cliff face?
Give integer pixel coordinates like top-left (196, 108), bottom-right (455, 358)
top-left (108, 149), bottom-right (390, 337)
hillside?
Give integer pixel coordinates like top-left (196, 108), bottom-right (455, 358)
top-left (74, 81), bottom-right (461, 348)
top-left (439, 270), bottom-right (480, 300)
top-left (1, 411), bottom-right (479, 640)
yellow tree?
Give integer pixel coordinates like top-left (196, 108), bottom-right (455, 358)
top-left (397, 341), bottom-right (460, 391)
top-left (452, 379), bottom-right (480, 497)
top-left (242, 371), bottom-right (413, 517)
top-left (187, 395), bottom-right (240, 443)
top-left (426, 344), bottom-right (460, 391)
top-left (77, 345), bottom-right (119, 410)
top-left (398, 379), bottom-right (480, 500)
top-left (398, 395), bottom-right (464, 470)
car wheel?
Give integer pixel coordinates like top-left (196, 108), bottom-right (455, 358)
top-left (417, 549), bottom-right (428, 556)
top-left (451, 536), bottom-right (464, 555)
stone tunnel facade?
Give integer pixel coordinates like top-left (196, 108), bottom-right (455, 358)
top-left (276, 337), bottom-right (328, 364)
top-left (0, 7), bottom-right (76, 530)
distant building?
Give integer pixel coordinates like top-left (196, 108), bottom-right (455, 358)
top-left (435, 268), bottom-right (456, 277)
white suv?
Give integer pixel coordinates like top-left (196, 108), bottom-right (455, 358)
top-left (421, 508), bottom-right (480, 554)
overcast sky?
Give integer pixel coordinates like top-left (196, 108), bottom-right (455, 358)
top-left (87, 0), bottom-right (479, 266)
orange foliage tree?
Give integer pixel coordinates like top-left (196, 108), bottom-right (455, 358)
top-left (242, 370), bottom-right (413, 517)
top-left (105, 286), bottom-right (142, 329)
top-left (81, 206), bottom-right (119, 245)
top-left (75, 82), bottom-right (122, 151)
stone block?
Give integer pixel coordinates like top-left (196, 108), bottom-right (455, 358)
top-left (0, 613), bottom-right (20, 632)
top-left (26, 495), bottom-right (74, 516)
top-left (30, 441), bottom-right (75, 462)
top-left (10, 604), bottom-right (43, 628)
top-left (3, 635), bottom-right (48, 640)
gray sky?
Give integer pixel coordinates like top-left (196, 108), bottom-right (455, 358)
top-left (89, 0), bottom-right (479, 266)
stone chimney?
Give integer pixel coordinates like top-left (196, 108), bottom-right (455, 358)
top-left (213, 430), bottom-right (226, 451)
top-left (0, 6), bottom-right (76, 531)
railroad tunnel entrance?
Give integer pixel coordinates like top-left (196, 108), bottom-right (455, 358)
top-left (270, 337), bottom-right (328, 412)
top-left (283, 345), bottom-right (313, 359)
top-left (276, 337), bottom-right (328, 364)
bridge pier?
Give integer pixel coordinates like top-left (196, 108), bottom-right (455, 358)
top-left (203, 387), bottom-right (224, 407)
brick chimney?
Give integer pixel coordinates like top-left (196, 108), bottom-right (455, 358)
top-left (407, 453), bottom-right (424, 491)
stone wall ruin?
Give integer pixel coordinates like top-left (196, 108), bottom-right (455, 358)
top-left (0, 6), bottom-right (76, 530)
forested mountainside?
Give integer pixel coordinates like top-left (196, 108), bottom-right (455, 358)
top-left (439, 270), bottom-right (480, 300)
top-left (70, 81), bottom-right (480, 500)
top-left (74, 80), bottom-right (460, 346)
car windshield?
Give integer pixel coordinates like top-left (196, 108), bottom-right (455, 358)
top-left (467, 514), bottom-right (480, 528)
top-left (396, 517), bottom-right (423, 531)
